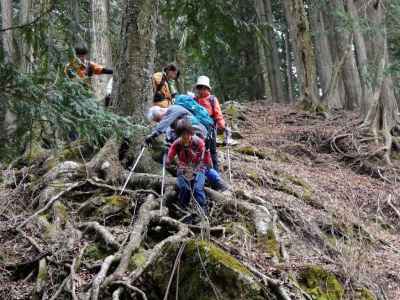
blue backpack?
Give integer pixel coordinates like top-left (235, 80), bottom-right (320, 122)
top-left (174, 94), bottom-right (214, 129)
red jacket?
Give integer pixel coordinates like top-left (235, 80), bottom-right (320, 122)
top-left (167, 135), bottom-right (212, 172)
top-left (196, 95), bottom-right (225, 129)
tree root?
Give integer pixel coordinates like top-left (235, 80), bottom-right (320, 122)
top-left (18, 180), bottom-right (86, 229)
top-left (79, 222), bottom-right (120, 251)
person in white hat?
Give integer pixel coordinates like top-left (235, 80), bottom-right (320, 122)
top-left (194, 75), bottom-right (226, 171)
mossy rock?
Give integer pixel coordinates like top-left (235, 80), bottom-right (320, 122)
top-left (79, 194), bottom-right (131, 222)
top-left (298, 266), bottom-right (344, 300)
top-left (148, 240), bottom-right (269, 300)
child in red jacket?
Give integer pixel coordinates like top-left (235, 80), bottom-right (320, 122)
top-left (166, 119), bottom-right (211, 214)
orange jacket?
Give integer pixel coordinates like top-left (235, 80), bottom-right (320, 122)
top-left (64, 59), bottom-right (105, 79)
top-left (152, 72), bottom-right (172, 108)
top-left (196, 95), bottom-right (225, 129)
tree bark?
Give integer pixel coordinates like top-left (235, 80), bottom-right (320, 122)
top-left (283, 0), bottom-right (318, 104)
top-left (90, 0), bottom-right (113, 100)
top-left (329, 0), bottom-right (361, 111)
top-left (255, 0), bottom-right (285, 102)
top-left (1, 0), bottom-right (14, 63)
top-left (283, 30), bottom-right (294, 103)
top-left (111, 0), bottom-right (159, 119)
top-left (309, 3), bottom-right (342, 108)
top-left (19, 0), bottom-right (34, 71)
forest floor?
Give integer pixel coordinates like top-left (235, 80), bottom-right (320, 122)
top-left (1, 101), bottom-right (399, 299)
top-left (219, 102), bottom-right (400, 299)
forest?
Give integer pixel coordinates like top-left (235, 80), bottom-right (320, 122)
top-left (1, 0), bottom-right (400, 299)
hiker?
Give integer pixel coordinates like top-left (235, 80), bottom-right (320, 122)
top-left (145, 104), bottom-right (229, 191)
top-left (64, 46), bottom-right (113, 81)
top-left (152, 64), bottom-right (180, 108)
top-left (145, 105), bottom-right (208, 145)
top-left (166, 119), bottom-right (210, 216)
top-left (194, 76), bottom-right (226, 171)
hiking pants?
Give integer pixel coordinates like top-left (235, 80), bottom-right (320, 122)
top-left (207, 127), bottom-right (219, 171)
top-left (176, 172), bottom-right (207, 212)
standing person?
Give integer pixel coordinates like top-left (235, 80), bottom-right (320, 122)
top-left (194, 76), bottom-right (226, 171)
top-left (166, 119), bottom-right (211, 217)
top-left (152, 64), bottom-right (180, 108)
top-left (64, 46), bottom-right (113, 82)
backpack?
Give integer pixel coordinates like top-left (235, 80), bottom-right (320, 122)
top-left (174, 95), bottom-right (214, 129)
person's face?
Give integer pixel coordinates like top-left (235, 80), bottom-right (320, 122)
top-left (77, 54), bottom-right (87, 62)
top-left (196, 85), bottom-right (210, 97)
top-left (167, 70), bottom-right (178, 80)
top-left (181, 132), bottom-right (191, 145)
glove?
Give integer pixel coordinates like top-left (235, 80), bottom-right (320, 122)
top-left (144, 134), bottom-right (156, 146)
top-left (217, 127), bottom-right (225, 135)
top-left (102, 68), bottom-right (113, 75)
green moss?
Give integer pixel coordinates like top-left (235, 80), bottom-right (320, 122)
top-left (237, 146), bottom-right (267, 159)
top-left (259, 229), bottom-right (280, 259)
top-left (298, 100), bottom-right (328, 114)
top-left (299, 266), bottom-right (344, 300)
top-left (186, 240), bottom-right (252, 276)
top-left (53, 202), bottom-right (69, 224)
top-left (355, 288), bottom-right (376, 300)
top-left (84, 244), bottom-right (110, 261)
top-left (247, 171), bottom-right (263, 186)
top-left (105, 195), bottom-right (129, 208)
top-left (37, 259), bottom-right (48, 281)
top-left (272, 171), bottom-right (320, 207)
top-left (128, 248), bottom-right (147, 271)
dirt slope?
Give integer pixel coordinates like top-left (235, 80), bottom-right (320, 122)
top-left (0, 101), bottom-right (399, 299)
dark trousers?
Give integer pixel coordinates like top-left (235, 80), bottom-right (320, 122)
top-left (176, 172), bottom-right (207, 212)
top-left (206, 127), bottom-right (219, 171)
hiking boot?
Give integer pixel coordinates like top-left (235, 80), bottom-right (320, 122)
top-left (214, 179), bottom-right (230, 192)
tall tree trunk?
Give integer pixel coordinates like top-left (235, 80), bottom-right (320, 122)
top-left (282, 0), bottom-right (304, 98)
top-left (90, 0), bottom-right (113, 100)
top-left (256, 0), bottom-right (285, 102)
top-left (283, 0), bottom-right (319, 104)
top-left (111, 0), bottom-right (159, 119)
top-left (69, 0), bottom-right (85, 46)
top-left (309, 3), bottom-right (342, 108)
top-left (283, 30), bottom-right (294, 103)
top-left (253, 0), bottom-right (271, 100)
top-left (329, 0), bottom-right (361, 111)
top-left (20, 0), bottom-right (34, 71)
top-left (1, 0), bottom-right (14, 63)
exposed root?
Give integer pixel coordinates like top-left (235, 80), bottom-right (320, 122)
top-left (79, 222), bottom-right (120, 251)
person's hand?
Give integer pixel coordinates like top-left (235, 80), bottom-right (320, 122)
top-left (217, 127), bottom-right (225, 135)
top-left (144, 134), bottom-right (155, 146)
top-left (224, 127), bottom-right (232, 145)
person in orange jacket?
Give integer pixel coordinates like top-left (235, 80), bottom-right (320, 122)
top-left (194, 75), bottom-right (226, 171)
top-left (64, 46), bottom-right (113, 82)
top-left (152, 64), bottom-right (180, 108)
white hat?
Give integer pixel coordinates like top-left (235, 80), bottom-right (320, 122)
top-left (195, 76), bottom-right (212, 90)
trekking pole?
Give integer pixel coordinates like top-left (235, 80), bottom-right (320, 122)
top-left (224, 127), bottom-right (233, 183)
top-left (227, 146), bottom-right (232, 184)
top-left (120, 146), bottom-right (146, 195)
top-left (160, 153), bottom-right (166, 215)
